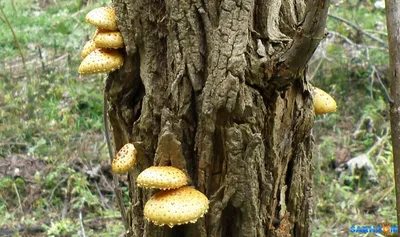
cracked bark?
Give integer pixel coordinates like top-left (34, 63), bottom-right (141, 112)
top-left (106, 0), bottom-right (329, 236)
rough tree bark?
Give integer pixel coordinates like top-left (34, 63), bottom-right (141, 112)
top-left (105, 0), bottom-right (329, 236)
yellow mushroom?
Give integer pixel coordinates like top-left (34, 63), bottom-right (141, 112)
top-left (137, 166), bottom-right (188, 190)
top-left (144, 186), bottom-right (209, 227)
top-left (81, 39), bottom-right (96, 59)
top-left (111, 143), bottom-right (137, 174)
top-left (85, 6), bottom-right (118, 31)
top-left (78, 49), bottom-right (124, 75)
top-left (313, 87), bottom-right (337, 114)
top-left (94, 31), bottom-right (124, 49)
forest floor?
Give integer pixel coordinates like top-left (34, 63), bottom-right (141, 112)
top-left (0, 0), bottom-right (395, 236)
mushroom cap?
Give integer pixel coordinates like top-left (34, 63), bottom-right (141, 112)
top-left (94, 31), bottom-right (124, 49)
top-left (144, 186), bottom-right (209, 227)
top-left (81, 39), bottom-right (96, 59)
top-left (112, 143), bottom-right (137, 174)
top-left (313, 87), bottom-right (337, 114)
top-left (78, 49), bottom-right (123, 75)
top-left (85, 6), bottom-right (117, 31)
top-left (137, 166), bottom-right (188, 190)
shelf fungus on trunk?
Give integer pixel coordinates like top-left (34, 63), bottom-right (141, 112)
top-left (143, 186), bottom-right (209, 228)
top-left (78, 49), bottom-right (123, 75)
top-left (111, 143), bottom-right (137, 174)
top-left (313, 87), bottom-right (337, 115)
top-left (85, 6), bottom-right (117, 31)
top-left (94, 31), bottom-right (124, 49)
top-left (81, 39), bottom-right (96, 59)
top-left (136, 166), bottom-right (188, 190)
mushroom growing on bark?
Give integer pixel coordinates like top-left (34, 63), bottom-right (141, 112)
top-left (111, 143), bottom-right (137, 174)
top-left (94, 31), bottom-right (124, 49)
top-left (85, 6), bottom-right (118, 31)
top-left (81, 39), bottom-right (96, 59)
top-left (137, 166), bottom-right (188, 190)
top-left (313, 87), bottom-right (337, 114)
top-left (144, 186), bottom-right (209, 227)
top-left (78, 49), bottom-right (123, 75)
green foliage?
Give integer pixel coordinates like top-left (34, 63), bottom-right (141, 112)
top-left (312, 0), bottom-right (395, 235)
top-left (0, 0), bottom-right (123, 236)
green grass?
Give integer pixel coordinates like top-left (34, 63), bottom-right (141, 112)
top-left (0, 0), bottom-right (125, 236)
top-left (312, 0), bottom-right (395, 235)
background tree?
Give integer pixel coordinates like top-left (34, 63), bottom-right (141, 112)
top-left (386, 0), bottom-right (400, 227)
top-left (106, 0), bottom-right (329, 236)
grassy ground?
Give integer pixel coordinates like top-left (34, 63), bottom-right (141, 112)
top-left (311, 0), bottom-right (396, 235)
top-left (0, 0), bottom-right (395, 236)
top-left (0, 1), bottom-right (125, 236)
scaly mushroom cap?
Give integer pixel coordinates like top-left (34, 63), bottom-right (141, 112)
top-left (313, 87), bottom-right (337, 114)
top-left (78, 49), bottom-right (123, 75)
top-left (85, 6), bottom-right (117, 31)
top-left (111, 143), bottom-right (137, 174)
top-left (81, 39), bottom-right (96, 59)
top-left (137, 166), bottom-right (188, 190)
top-left (144, 186), bottom-right (209, 227)
top-left (94, 31), bottom-right (124, 49)
top-left (91, 29), bottom-right (99, 39)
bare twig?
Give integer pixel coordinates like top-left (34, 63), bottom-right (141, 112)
top-left (103, 91), bottom-right (129, 230)
top-left (328, 14), bottom-right (388, 48)
top-left (366, 125), bottom-right (390, 156)
top-left (0, 142), bottom-right (29, 147)
top-left (386, 0), bottom-right (400, 227)
top-left (308, 57), bottom-right (325, 81)
top-left (11, 0), bottom-right (17, 13)
top-left (94, 180), bottom-right (112, 210)
top-left (79, 197), bottom-right (86, 237)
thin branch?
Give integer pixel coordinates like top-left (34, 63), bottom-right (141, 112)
top-left (274, 0), bottom-right (330, 85)
top-left (0, 142), bottom-right (29, 147)
top-left (328, 14), bottom-right (388, 48)
top-left (103, 91), bottom-right (129, 231)
top-left (94, 180), bottom-right (112, 210)
top-left (386, 0), bottom-right (400, 227)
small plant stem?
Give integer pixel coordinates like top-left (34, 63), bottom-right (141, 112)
top-left (0, 4), bottom-right (34, 118)
top-left (79, 197), bottom-right (86, 237)
top-left (61, 176), bottom-right (73, 219)
top-left (12, 182), bottom-right (23, 213)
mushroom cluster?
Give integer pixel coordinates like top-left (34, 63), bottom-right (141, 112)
top-left (110, 144), bottom-right (209, 228)
top-left (78, 6), bottom-right (124, 75)
top-left (313, 87), bottom-right (337, 115)
top-left (137, 166), bottom-right (209, 228)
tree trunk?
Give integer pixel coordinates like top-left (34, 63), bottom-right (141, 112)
top-left (106, 0), bottom-right (329, 236)
top-left (386, 0), bottom-right (400, 227)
